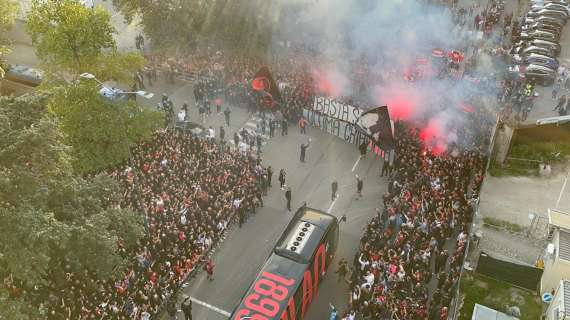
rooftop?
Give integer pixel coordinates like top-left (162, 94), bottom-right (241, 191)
top-left (559, 230), bottom-right (570, 261)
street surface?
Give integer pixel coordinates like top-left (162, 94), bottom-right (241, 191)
top-left (150, 79), bottom-right (387, 319)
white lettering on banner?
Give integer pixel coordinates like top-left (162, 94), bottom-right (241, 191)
top-left (312, 96), bottom-right (362, 124)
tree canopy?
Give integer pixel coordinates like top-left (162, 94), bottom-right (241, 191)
top-left (0, 0), bottom-right (19, 78)
top-left (0, 93), bottom-right (144, 319)
top-left (112, 0), bottom-right (279, 54)
top-left (47, 81), bottom-right (163, 174)
top-left (26, 0), bottom-right (145, 83)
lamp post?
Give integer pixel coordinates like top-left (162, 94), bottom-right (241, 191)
top-left (79, 72), bottom-right (152, 219)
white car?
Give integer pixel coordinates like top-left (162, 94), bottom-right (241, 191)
top-left (531, 3), bottom-right (570, 14)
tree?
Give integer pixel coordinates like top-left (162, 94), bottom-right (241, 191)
top-left (0, 0), bottom-right (19, 78)
top-left (47, 81), bottom-right (162, 174)
top-left (0, 93), bottom-right (145, 319)
top-left (111, 0), bottom-right (279, 54)
top-left (26, 0), bottom-right (145, 83)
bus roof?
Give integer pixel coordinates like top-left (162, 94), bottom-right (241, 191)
top-left (274, 207), bottom-right (336, 264)
top-left (230, 207), bottom-right (337, 320)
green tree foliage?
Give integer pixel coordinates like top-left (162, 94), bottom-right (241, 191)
top-left (0, 94), bottom-right (145, 319)
top-left (26, 0), bottom-right (145, 83)
top-left (47, 81), bottom-right (162, 174)
top-left (112, 0), bottom-right (279, 54)
top-left (0, 0), bottom-right (19, 78)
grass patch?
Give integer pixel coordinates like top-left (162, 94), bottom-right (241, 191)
top-left (459, 273), bottom-right (542, 320)
top-left (510, 141), bottom-right (570, 162)
top-left (488, 165), bottom-right (534, 177)
top-left (483, 217), bottom-right (525, 234)
top-left (490, 141), bottom-right (570, 177)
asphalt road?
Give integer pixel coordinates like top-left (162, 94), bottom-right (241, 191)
top-left (148, 80), bottom-right (387, 320)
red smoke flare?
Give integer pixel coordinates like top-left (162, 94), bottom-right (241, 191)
top-left (312, 69), bottom-right (341, 97)
top-left (419, 120), bottom-right (447, 155)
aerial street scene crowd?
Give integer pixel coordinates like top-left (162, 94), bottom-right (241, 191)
top-left (1, 0), bottom-right (570, 320)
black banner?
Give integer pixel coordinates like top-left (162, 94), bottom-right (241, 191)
top-left (355, 106), bottom-right (395, 150)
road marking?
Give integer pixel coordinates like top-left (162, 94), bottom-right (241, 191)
top-left (327, 196), bottom-right (339, 213)
top-left (556, 167), bottom-right (570, 209)
top-left (351, 156), bottom-right (361, 172)
top-left (188, 296), bottom-right (231, 317)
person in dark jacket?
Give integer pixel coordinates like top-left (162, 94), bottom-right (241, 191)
top-left (331, 180), bottom-right (338, 201)
top-left (285, 187), bottom-right (292, 211)
top-left (181, 296), bottom-right (193, 320)
top-left (300, 139), bottom-right (311, 162)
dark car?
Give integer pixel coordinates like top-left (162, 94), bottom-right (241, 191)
top-left (524, 64), bottom-right (557, 86)
top-left (519, 29), bottom-right (559, 41)
top-left (525, 15), bottom-right (566, 27)
top-left (527, 8), bottom-right (569, 20)
top-left (513, 53), bottom-right (560, 69)
top-left (514, 39), bottom-right (561, 55)
top-left (512, 45), bottom-right (558, 58)
top-left (175, 121), bottom-right (207, 137)
top-left (521, 22), bottom-right (563, 35)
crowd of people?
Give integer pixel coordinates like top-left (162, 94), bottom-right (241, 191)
top-left (342, 123), bottom-right (485, 319)
top-left (38, 129), bottom-right (267, 319)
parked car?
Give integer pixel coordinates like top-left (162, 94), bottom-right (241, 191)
top-left (514, 39), bottom-right (561, 55)
top-left (519, 29), bottom-right (559, 42)
top-left (512, 53), bottom-right (560, 70)
top-left (527, 8), bottom-right (569, 20)
top-left (524, 64), bottom-right (557, 86)
top-left (521, 21), bottom-right (563, 35)
top-left (175, 121), bottom-right (207, 137)
top-left (512, 45), bottom-right (557, 58)
top-left (524, 15), bottom-right (566, 27)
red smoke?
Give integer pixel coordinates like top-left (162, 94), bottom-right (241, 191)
top-left (312, 69), bottom-right (342, 97)
top-left (419, 119), bottom-right (448, 155)
top-left (376, 85), bottom-right (421, 120)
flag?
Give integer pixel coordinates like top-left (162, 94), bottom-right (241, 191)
top-left (251, 66), bottom-right (282, 108)
top-left (355, 106), bottom-right (395, 150)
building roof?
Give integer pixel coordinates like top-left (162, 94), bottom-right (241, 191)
top-left (559, 230), bottom-right (570, 261)
top-left (472, 304), bottom-right (517, 320)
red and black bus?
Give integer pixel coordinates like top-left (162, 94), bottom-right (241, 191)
top-left (231, 206), bottom-right (340, 320)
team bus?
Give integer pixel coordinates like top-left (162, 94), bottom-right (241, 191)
top-left (231, 206), bottom-right (341, 320)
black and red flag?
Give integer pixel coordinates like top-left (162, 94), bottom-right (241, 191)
top-left (251, 66), bottom-right (282, 108)
top-left (355, 106), bottom-right (395, 150)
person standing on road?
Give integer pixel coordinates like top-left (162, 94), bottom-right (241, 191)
top-left (359, 141), bottom-right (367, 159)
top-left (219, 126), bottom-right (225, 141)
top-left (205, 259), bottom-right (215, 281)
top-left (269, 119), bottom-right (275, 137)
top-left (224, 107), bottom-right (231, 127)
top-left (285, 187), bottom-right (292, 211)
top-left (267, 166), bottom-right (273, 187)
top-left (355, 175), bottom-right (363, 199)
top-left (233, 132), bottom-right (240, 149)
top-left (281, 119), bottom-right (288, 136)
top-left (299, 116), bottom-right (307, 134)
top-left (181, 296), bottom-right (193, 320)
top-left (279, 169), bottom-right (287, 189)
top-left (331, 180), bottom-right (338, 201)
top-left (300, 139), bottom-right (311, 162)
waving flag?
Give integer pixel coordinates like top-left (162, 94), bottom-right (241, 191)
top-left (355, 106), bottom-right (395, 150)
top-left (251, 66), bottom-right (282, 108)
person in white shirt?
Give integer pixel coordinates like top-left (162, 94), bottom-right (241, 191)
top-left (208, 126), bottom-right (215, 140)
top-left (177, 110), bottom-right (186, 122)
top-left (364, 270), bottom-right (375, 286)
